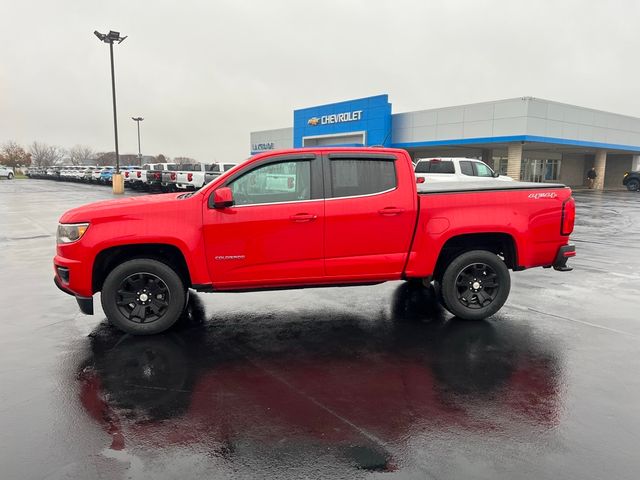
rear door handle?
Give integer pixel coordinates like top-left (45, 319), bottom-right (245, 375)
top-left (290, 213), bottom-right (317, 222)
top-left (378, 207), bottom-right (405, 216)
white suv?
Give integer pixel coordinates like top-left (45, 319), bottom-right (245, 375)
top-left (0, 165), bottom-right (15, 179)
top-left (414, 158), bottom-right (513, 183)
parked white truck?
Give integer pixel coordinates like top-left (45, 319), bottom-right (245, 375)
top-left (414, 158), bottom-right (513, 183)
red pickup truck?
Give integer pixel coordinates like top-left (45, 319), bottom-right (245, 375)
top-left (54, 148), bottom-right (575, 335)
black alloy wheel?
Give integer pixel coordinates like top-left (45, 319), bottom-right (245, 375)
top-left (440, 250), bottom-right (511, 320)
top-left (101, 258), bottom-right (186, 335)
top-left (454, 263), bottom-right (499, 310)
top-left (116, 272), bottom-right (171, 324)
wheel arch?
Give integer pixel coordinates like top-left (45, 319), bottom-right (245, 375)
top-left (433, 232), bottom-right (517, 282)
top-left (92, 243), bottom-right (192, 293)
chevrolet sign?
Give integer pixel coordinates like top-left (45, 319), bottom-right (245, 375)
top-left (308, 110), bottom-right (363, 126)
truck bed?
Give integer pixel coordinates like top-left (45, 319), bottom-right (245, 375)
top-left (418, 181), bottom-right (566, 194)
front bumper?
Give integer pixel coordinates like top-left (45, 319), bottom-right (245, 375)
top-left (54, 275), bottom-right (94, 314)
top-left (553, 244), bottom-right (575, 272)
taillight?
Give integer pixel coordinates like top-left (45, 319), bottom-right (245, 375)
top-left (416, 177), bottom-right (425, 184)
top-left (561, 197), bottom-right (575, 235)
top-left (125, 171), bottom-right (129, 178)
top-left (187, 173), bottom-right (193, 182)
top-left (171, 172), bottom-right (176, 181)
top-left (154, 172), bottom-right (161, 180)
top-left (137, 171), bottom-right (141, 178)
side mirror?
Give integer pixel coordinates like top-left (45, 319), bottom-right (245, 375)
top-left (212, 187), bottom-right (234, 208)
top-left (493, 172), bottom-right (500, 178)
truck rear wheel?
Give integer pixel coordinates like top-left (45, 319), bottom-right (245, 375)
top-left (626, 178), bottom-right (640, 191)
top-left (440, 250), bottom-right (510, 320)
top-left (101, 258), bottom-right (186, 335)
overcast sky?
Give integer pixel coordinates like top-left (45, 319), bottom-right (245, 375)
top-left (1, 0), bottom-right (639, 162)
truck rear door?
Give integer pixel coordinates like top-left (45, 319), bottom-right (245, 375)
top-left (323, 152), bottom-right (417, 280)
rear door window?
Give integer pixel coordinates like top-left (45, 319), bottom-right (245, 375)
top-left (460, 161), bottom-right (474, 176)
top-left (329, 159), bottom-right (396, 198)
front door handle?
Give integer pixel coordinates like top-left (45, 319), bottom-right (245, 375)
top-left (290, 213), bottom-right (317, 222)
top-left (378, 207), bottom-right (405, 216)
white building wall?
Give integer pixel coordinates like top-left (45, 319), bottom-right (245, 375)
top-left (250, 127), bottom-right (293, 153)
top-left (391, 97), bottom-right (640, 149)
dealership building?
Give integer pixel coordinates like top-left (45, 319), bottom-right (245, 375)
top-left (250, 94), bottom-right (640, 189)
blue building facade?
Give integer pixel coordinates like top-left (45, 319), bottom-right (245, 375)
top-left (250, 94), bottom-right (640, 188)
top-left (293, 95), bottom-right (392, 148)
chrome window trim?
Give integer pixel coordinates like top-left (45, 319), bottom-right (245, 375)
top-left (325, 186), bottom-right (397, 201)
top-left (227, 187), bottom-right (397, 208)
top-left (231, 198), bottom-right (323, 208)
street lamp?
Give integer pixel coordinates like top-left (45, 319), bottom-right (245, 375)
top-left (94, 29), bottom-right (127, 194)
top-left (132, 117), bottom-right (144, 165)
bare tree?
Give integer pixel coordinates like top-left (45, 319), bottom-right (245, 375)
top-left (1, 141), bottom-right (31, 168)
top-left (173, 156), bottom-right (197, 165)
top-left (156, 154), bottom-right (168, 163)
top-left (29, 142), bottom-right (65, 167)
top-left (68, 145), bottom-right (94, 166)
top-left (95, 152), bottom-right (116, 166)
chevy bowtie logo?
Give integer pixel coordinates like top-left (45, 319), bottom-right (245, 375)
top-left (308, 117), bottom-right (320, 126)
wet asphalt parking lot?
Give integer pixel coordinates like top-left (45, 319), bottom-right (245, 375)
top-left (0, 179), bottom-right (639, 480)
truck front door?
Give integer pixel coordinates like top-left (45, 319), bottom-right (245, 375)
top-left (203, 154), bottom-right (325, 289)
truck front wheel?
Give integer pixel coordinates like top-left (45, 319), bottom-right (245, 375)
top-left (101, 258), bottom-right (186, 335)
top-left (440, 250), bottom-right (510, 320)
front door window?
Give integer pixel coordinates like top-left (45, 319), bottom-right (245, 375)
top-left (229, 161), bottom-right (311, 206)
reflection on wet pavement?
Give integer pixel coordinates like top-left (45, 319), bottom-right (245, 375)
top-left (78, 286), bottom-right (563, 475)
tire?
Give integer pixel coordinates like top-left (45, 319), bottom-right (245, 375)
top-left (440, 250), bottom-right (510, 320)
top-left (7, 172), bottom-right (13, 180)
top-left (626, 178), bottom-right (640, 192)
top-left (101, 258), bottom-right (186, 335)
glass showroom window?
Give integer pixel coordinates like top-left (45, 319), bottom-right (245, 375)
top-left (520, 155), bottom-right (562, 183)
top-left (493, 155), bottom-right (508, 175)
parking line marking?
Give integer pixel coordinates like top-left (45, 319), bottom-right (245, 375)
top-left (510, 304), bottom-right (640, 339)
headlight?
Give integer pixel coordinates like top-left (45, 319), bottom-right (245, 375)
top-left (57, 223), bottom-right (90, 244)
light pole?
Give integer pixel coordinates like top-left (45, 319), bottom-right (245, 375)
top-left (94, 29), bottom-right (127, 194)
top-left (132, 117), bottom-right (144, 165)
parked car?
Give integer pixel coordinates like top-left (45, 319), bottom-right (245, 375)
top-left (135, 163), bottom-right (178, 191)
top-left (414, 158), bottom-right (513, 183)
top-left (71, 167), bottom-right (89, 182)
top-left (46, 166), bottom-right (61, 180)
top-left (59, 166), bottom-right (75, 181)
top-left (99, 166), bottom-right (115, 184)
top-left (123, 166), bottom-right (142, 187)
top-left (0, 165), bottom-right (15, 179)
top-left (82, 166), bottom-right (98, 183)
top-left (173, 163), bottom-right (208, 191)
top-left (152, 164), bottom-right (179, 192)
top-left (54, 147), bottom-right (575, 336)
top-left (622, 171), bottom-right (640, 191)
top-left (204, 162), bottom-right (237, 186)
